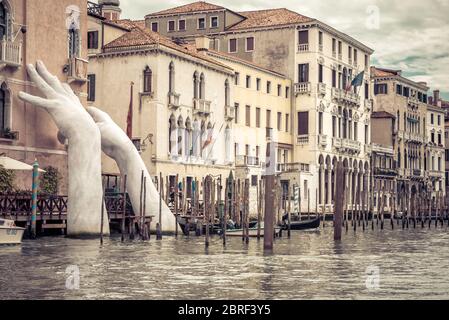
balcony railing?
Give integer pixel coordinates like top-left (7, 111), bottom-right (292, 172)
top-left (193, 99), bottom-right (211, 115)
top-left (235, 155), bottom-right (260, 167)
top-left (373, 167), bottom-right (397, 177)
top-left (225, 105), bottom-right (235, 120)
top-left (317, 134), bottom-right (328, 148)
top-left (333, 137), bottom-right (361, 154)
top-left (331, 87), bottom-right (360, 106)
top-left (0, 38), bottom-right (22, 67)
top-left (412, 169), bottom-right (422, 177)
top-left (87, 1), bottom-right (103, 17)
top-left (277, 162), bottom-right (310, 173)
top-left (168, 92), bottom-right (180, 109)
top-left (0, 129), bottom-right (19, 141)
top-left (266, 127), bottom-right (273, 139)
top-left (68, 57), bottom-right (88, 83)
top-left (294, 82), bottom-right (311, 96)
top-left (297, 43), bottom-right (309, 52)
top-left (297, 134), bottom-right (309, 145)
top-left (317, 82), bottom-right (326, 96)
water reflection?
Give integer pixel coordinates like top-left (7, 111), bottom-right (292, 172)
top-left (1, 227), bottom-right (449, 299)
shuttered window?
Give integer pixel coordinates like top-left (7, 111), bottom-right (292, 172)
top-left (298, 30), bottom-right (309, 44)
top-left (87, 74), bottom-right (96, 102)
top-left (298, 64), bottom-right (309, 83)
top-left (246, 105), bottom-right (251, 127)
top-left (87, 31), bottom-right (99, 49)
top-left (229, 39), bottom-right (237, 53)
top-left (298, 112), bottom-right (309, 135)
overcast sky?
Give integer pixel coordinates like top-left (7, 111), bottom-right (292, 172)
top-left (119, 0), bottom-right (449, 100)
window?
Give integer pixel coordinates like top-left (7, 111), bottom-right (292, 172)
top-left (199, 73), bottom-right (205, 99)
top-left (0, 84), bottom-right (7, 132)
top-left (169, 62), bottom-right (175, 93)
top-left (266, 110), bottom-right (271, 128)
top-left (198, 18), bottom-right (205, 29)
top-left (318, 31), bottom-right (323, 49)
top-left (246, 37), bottom-right (254, 51)
top-left (332, 70), bottom-right (337, 88)
top-left (298, 64), bottom-right (309, 83)
top-left (438, 133), bottom-right (442, 145)
top-left (251, 175), bottom-right (258, 187)
top-left (68, 27), bottom-right (80, 58)
top-left (87, 31), bottom-right (99, 49)
top-left (365, 124), bottom-right (368, 144)
top-left (151, 22), bottom-right (158, 32)
top-left (396, 84), bottom-right (402, 95)
top-left (0, 3), bottom-right (8, 39)
top-left (354, 49), bottom-right (358, 63)
top-left (332, 116), bottom-right (336, 137)
top-left (168, 20), bottom-right (175, 32)
top-left (235, 72), bottom-right (240, 85)
top-left (277, 84), bottom-right (282, 96)
top-left (246, 75), bottom-right (251, 89)
top-left (298, 111), bottom-right (309, 135)
top-left (318, 64), bottom-right (323, 83)
top-left (332, 38), bottom-right (336, 54)
top-left (143, 66), bottom-right (152, 93)
top-left (354, 122), bottom-right (358, 140)
top-left (277, 112), bottom-right (282, 131)
top-left (87, 74), bottom-right (96, 102)
top-left (224, 79), bottom-right (230, 106)
top-left (365, 82), bottom-right (369, 100)
top-left (229, 38), bottom-right (237, 53)
top-left (285, 114), bottom-right (289, 132)
top-left (318, 112), bottom-right (323, 134)
top-left (246, 105), bottom-right (251, 126)
top-left (267, 81), bottom-right (271, 94)
top-left (256, 108), bottom-right (261, 128)
top-left (178, 19), bottom-right (186, 31)
top-left (431, 113), bottom-right (434, 124)
top-left (438, 115), bottom-right (441, 126)
top-left (365, 54), bottom-right (369, 68)
top-left (256, 78), bottom-right (261, 91)
top-left (285, 86), bottom-right (290, 99)
top-left (298, 30), bottom-right (309, 45)
top-left (374, 83), bottom-right (388, 95)
top-left (210, 16), bottom-right (218, 28)
top-left (348, 46), bottom-right (352, 60)
top-left (234, 103), bottom-right (239, 124)
top-left (431, 132), bottom-right (435, 143)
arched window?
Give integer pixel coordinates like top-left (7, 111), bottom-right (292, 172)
top-left (0, 2), bottom-right (7, 39)
top-left (68, 27), bottom-right (80, 58)
top-left (169, 62), bottom-right (175, 93)
top-left (143, 66), bottom-right (152, 93)
top-left (224, 79), bottom-right (230, 106)
top-left (0, 86), bottom-right (5, 132)
top-left (199, 73), bottom-right (205, 99)
top-left (177, 116), bottom-right (184, 156)
top-left (185, 118), bottom-right (192, 157)
top-left (193, 72), bottom-right (199, 99)
top-left (169, 115), bottom-right (177, 156)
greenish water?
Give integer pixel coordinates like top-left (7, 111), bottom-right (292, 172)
top-left (1, 226), bottom-right (449, 299)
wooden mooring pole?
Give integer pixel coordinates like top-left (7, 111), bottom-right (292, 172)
top-left (121, 175), bottom-right (127, 242)
top-left (334, 162), bottom-right (344, 241)
top-left (264, 174), bottom-right (276, 251)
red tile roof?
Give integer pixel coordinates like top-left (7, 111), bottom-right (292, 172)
top-left (371, 66), bottom-right (401, 77)
top-left (228, 8), bottom-right (313, 30)
top-left (112, 19), bottom-right (146, 30)
top-left (147, 1), bottom-right (225, 17)
top-left (103, 27), bottom-right (232, 71)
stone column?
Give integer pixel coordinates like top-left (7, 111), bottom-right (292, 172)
top-left (320, 164), bottom-right (325, 205)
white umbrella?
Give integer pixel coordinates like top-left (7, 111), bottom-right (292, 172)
top-left (0, 156), bottom-right (46, 172)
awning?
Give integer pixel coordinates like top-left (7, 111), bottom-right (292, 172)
top-left (0, 156), bottom-right (46, 172)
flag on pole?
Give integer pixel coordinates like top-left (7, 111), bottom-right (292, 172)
top-left (126, 82), bottom-right (134, 139)
top-left (351, 71), bottom-right (365, 88)
top-left (202, 123), bottom-right (215, 149)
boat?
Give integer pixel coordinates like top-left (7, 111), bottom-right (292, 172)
top-left (223, 222), bottom-right (282, 237)
top-left (0, 218), bottom-right (25, 245)
top-left (281, 215), bottom-right (321, 231)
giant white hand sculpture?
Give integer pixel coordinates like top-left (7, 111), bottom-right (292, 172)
top-left (18, 61), bottom-right (109, 237)
top-left (86, 107), bottom-right (179, 233)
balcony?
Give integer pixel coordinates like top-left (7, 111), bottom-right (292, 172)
top-left (428, 170), bottom-right (443, 178)
top-left (411, 169), bottom-right (423, 178)
top-left (294, 82), bottom-right (311, 96)
top-left (0, 38), bottom-right (22, 67)
top-left (331, 87), bottom-right (360, 107)
top-left (277, 162), bottom-right (310, 173)
top-left (333, 137), bottom-right (361, 154)
top-left (87, 1), bottom-right (103, 17)
top-left (235, 155), bottom-right (260, 167)
top-left (0, 129), bottom-right (19, 141)
top-left (297, 43), bottom-right (309, 52)
top-left (297, 134), bottom-right (309, 145)
top-left (225, 105), bottom-right (235, 120)
top-left (317, 134), bottom-right (328, 148)
top-left (67, 57), bottom-right (88, 83)
top-left (373, 167), bottom-right (397, 177)
top-left (407, 96), bottom-right (420, 107)
top-left (168, 92), bottom-right (180, 109)
top-left (317, 83), bottom-right (326, 96)
top-left (193, 99), bottom-right (211, 115)
top-left (408, 132), bottom-right (424, 144)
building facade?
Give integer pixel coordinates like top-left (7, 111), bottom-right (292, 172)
top-left (143, 1), bottom-right (375, 213)
top-left (1, 0), bottom-right (88, 193)
top-left (87, 18), bottom-right (235, 199)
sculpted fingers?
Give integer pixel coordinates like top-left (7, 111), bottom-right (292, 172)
top-left (86, 107), bottom-right (112, 124)
top-left (36, 61), bottom-right (67, 96)
top-left (61, 83), bottom-right (79, 101)
top-left (26, 64), bottom-right (57, 99)
top-left (18, 92), bottom-right (55, 111)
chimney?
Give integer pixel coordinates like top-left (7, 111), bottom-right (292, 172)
top-left (195, 36), bottom-right (210, 52)
top-left (434, 90), bottom-right (440, 103)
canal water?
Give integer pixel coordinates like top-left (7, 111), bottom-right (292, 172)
top-left (1, 226), bottom-right (449, 300)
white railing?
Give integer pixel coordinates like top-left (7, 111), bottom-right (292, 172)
top-left (235, 155), bottom-right (260, 167)
top-left (297, 43), bottom-right (309, 52)
top-left (193, 99), bottom-right (211, 115)
top-left (318, 134), bottom-right (328, 148)
top-left (342, 139), bottom-right (361, 152)
top-left (297, 134), bottom-right (309, 145)
top-left (0, 38), bottom-right (22, 66)
top-left (168, 92), bottom-right (180, 108)
top-left (294, 82), bottom-right (311, 95)
top-left (317, 82), bottom-right (326, 96)
top-left (68, 57), bottom-right (88, 82)
top-left (225, 105), bottom-right (235, 120)
top-left (331, 87), bottom-right (360, 106)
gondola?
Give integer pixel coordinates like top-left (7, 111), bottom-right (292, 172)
top-left (281, 214), bottom-right (321, 231)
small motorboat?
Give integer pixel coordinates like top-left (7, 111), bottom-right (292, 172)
top-left (222, 222), bottom-right (282, 237)
top-left (281, 215), bottom-right (321, 231)
top-left (0, 218), bottom-right (25, 245)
